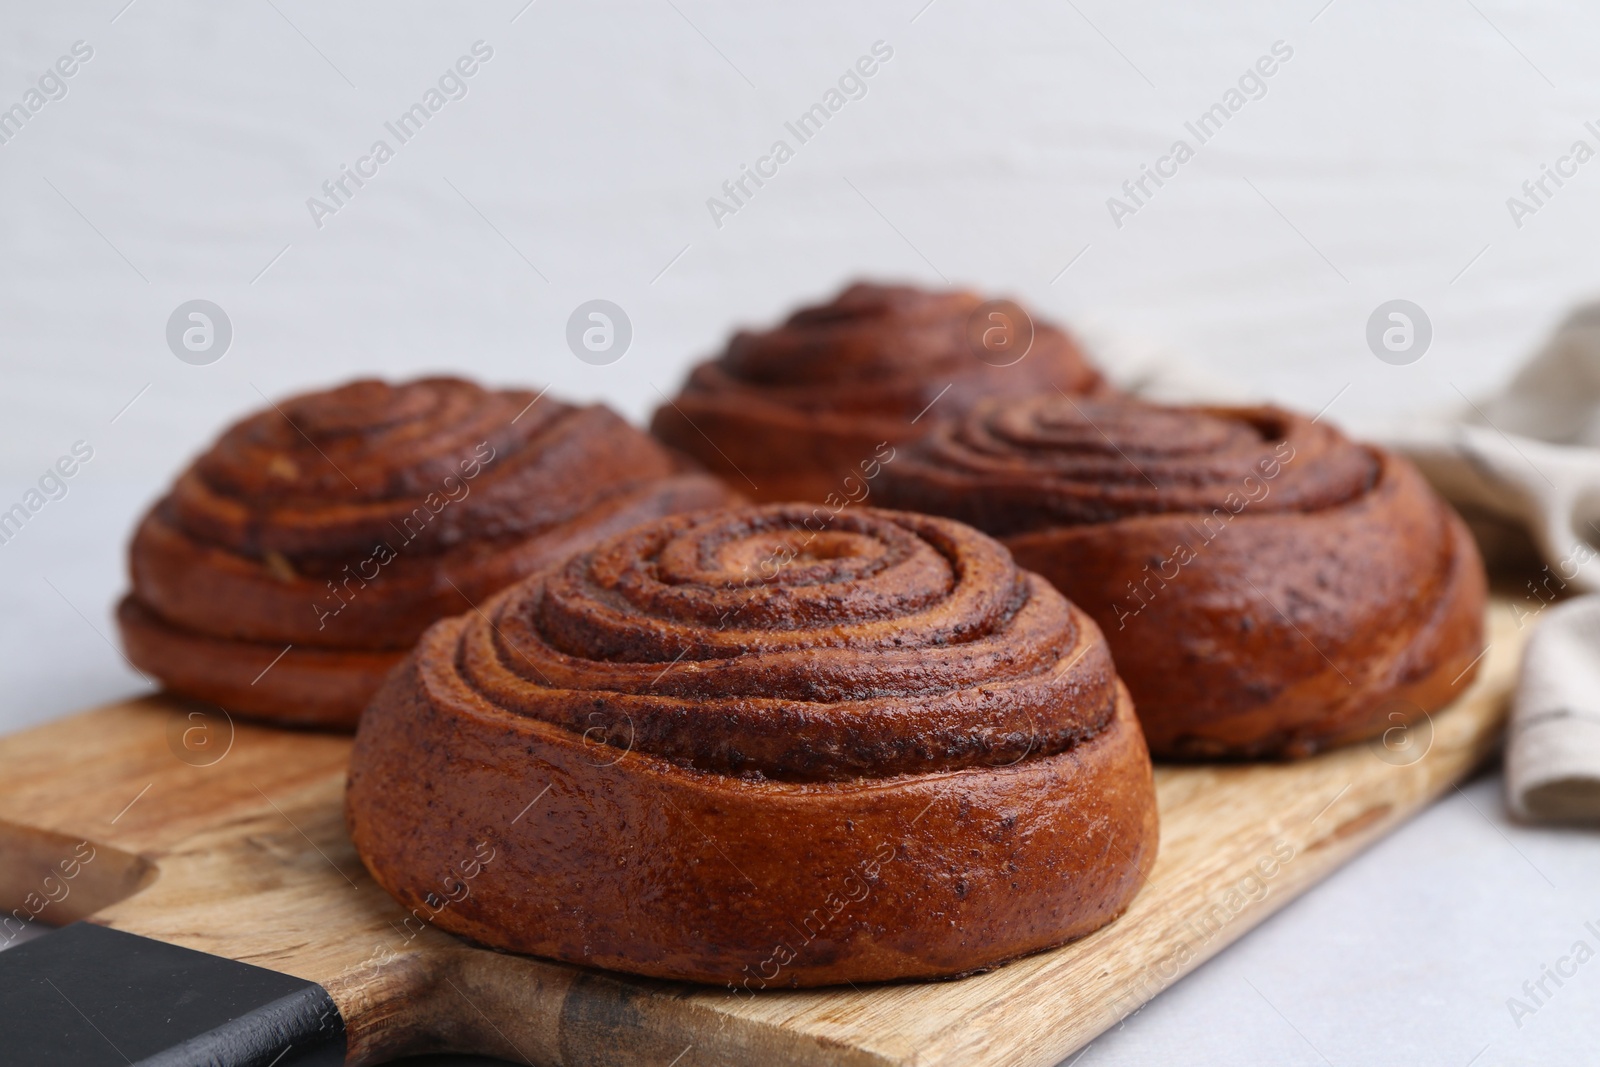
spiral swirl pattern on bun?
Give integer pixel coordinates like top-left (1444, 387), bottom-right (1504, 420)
top-left (650, 282), bottom-right (1106, 503)
top-left (878, 396), bottom-right (1488, 759)
top-left (118, 377), bottom-right (739, 728)
top-left (346, 505), bottom-right (1157, 986)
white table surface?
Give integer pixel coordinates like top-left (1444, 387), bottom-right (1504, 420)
top-left (3, 2), bottom-right (1600, 1063)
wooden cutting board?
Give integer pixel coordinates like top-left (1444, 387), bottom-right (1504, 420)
top-left (0, 599), bottom-right (1524, 1066)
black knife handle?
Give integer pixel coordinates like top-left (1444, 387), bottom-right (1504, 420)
top-left (0, 922), bottom-right (344, 1066)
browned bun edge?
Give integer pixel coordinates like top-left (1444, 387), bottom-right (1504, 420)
top-left (118, 596), bottom-right (402, 728)
top-left (346, 632), bottom-right (1158, 986)
top-left (1000, 452), bottom-right (1487, 759)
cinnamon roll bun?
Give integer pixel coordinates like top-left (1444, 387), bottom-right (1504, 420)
top-left (118, 377), bottom-right (738, 728)
top-left (877, 396), bottom-right (1488, 759)
top-left (650, 282), bottom-right (1105, 502)
top-left (346, 504), bottom-right (1157, 986)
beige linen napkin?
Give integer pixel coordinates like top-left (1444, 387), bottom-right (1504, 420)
top-left (1509, 596), bottom-right (1600, 821)
top-left (1380, 304), bottom-right (1600, 822)
top-left (1392, 301), bottom-right (1600, 597)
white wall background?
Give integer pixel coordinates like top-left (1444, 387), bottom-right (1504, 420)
top-left (3, 2), bottom-right (1599, 1064)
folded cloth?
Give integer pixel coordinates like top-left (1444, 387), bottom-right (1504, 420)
top-left (1380, 304), bottom-right (1600, 823)
top-left (1510, 596), bottom-right (1600, 821)
top-left (1385, 300), bottom-right (1600, 596)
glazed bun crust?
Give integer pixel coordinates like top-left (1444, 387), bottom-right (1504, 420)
top-left (650, 282), bottom-right (1105, 502)
top-left (119, 377), bottom-right (739, 728)
top-left (347, 505), bottom-right (1158, 986)
top-left (879, 397), bottom-right (1489, 759)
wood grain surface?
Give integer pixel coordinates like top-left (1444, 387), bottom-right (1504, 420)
top-left (0, 600), bottom-right (1525, 1067)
